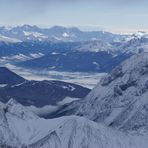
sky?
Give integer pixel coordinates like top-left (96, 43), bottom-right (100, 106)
top-left (0, 0), bottom-right (148, 33)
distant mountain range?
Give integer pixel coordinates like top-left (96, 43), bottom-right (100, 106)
top-left (0, 40), bottom-right (131, 73)
top-left (0, 25), bottom-right (148, 73)
top-left (17, 50), bottom-right (130, 73)
top-left (0, 25), bottom-right (124, 42)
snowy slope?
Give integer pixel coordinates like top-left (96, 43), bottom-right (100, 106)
top-left (1, 99), bottom-right (148, 148)
top-left (75, 40), bottom-right (114, 53)
top-left (0, 35), bottom-right (22, 43)
top-left (76, 52), bottom-right (148, 134)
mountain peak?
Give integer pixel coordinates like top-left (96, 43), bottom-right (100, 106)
top-left (49, 26), bottom-right (81, 34)
top-left (20, 24), bottom-right (39, 30)
top-left (6, 99), bottom-right (38, 120)
top-left (76, 52), bottom-right (148, 135)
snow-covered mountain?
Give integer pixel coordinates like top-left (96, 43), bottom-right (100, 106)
top-left (124, 31), bottom-right (148, 42)
top-left (0, 36), bottom-right (133, 74)
top-left (2, 25), bottom-right (148, 74)
top-left (74, 40), bottom-right (114, 53)
top-left (0, 25), bottom-right (124, 42)
top-left (115, 31), bottom-right (148, 54)
top-left (1, 99), bottom-right (148, 148)
top-left (0, 38), bottom-right (131, 73)
top-left (75, 52), bottom-right (148, 135)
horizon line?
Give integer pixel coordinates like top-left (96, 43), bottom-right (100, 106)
top-left (0, 24), bottom-right (148, 34)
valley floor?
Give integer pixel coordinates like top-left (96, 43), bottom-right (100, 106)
top-left (6, 64), bottom-right (106, 89)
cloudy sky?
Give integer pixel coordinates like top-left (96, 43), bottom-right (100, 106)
top-left (0, 0), bottom-right (148, 32)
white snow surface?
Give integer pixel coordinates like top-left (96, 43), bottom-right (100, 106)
top-left (1, 99), bottom-right (148, 148)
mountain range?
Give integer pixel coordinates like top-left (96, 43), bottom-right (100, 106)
top-left (1, 53), bottom-right (148, 147)
top-left (0, 25), bottom-right (124, 42)
top-left (0, 25), bottom-right (148, 73)
top-left (2, 24), bottom-right (148, 147)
